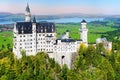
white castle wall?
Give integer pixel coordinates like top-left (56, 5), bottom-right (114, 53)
top-left (13, 4), bottom-right (89, 68)
top-left (13, 20), bottom-right (88, 68)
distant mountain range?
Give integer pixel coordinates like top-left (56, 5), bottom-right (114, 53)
top-left (0, 12), bottom-right (120, 23)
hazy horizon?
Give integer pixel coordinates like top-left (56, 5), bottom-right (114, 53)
top-left (0, 0), bottom-right (120, 15)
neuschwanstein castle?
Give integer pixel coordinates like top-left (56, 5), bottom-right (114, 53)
top-left (13, 4), bottom-right (111, 68)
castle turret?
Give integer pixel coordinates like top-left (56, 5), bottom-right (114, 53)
top-left (66, 30), bottom-right (69, 39)
top-left (32, 17), bottom-right (37, 55)
top-left (80, 19), bottom-right (88, 44)
top-left (13, 22), bottom-right (22, 58)
top-left (13, 22), bottom-right (18, 34)
top-left (25, 3), bottom-right (31, 22)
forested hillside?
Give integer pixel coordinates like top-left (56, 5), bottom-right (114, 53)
top-left (0, 43), bottom-right (120, 80)
top-left (0, 20), bottom-right (120, 79)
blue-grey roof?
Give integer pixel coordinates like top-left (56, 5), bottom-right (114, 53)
top-left (16, 22), bottom-right (56, 34)
top-left (46, 35), bottom-right (53, 37)
top-left (81, 19), bottom-right (87, 23)
top-left (33, 17), bottom-right (36, 23)
top-left (16, 22), bottom-right (32, 34)
top-left (61, 39), bottom-right (76, 42)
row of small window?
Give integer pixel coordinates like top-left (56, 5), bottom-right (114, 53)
top-left (25, 49), bottom-right (54, 52)
top-left (19, 34), bottom-right (54, 38)
top-left (20, 35), bottom-right (32, 37)
top-left (23, 49), bottom-right (54, 53)
top-left (37, 45), bottom-right (53, 47)
top-left (37, 34), bottom-right (53, 36)
top-left (37, 42), bottom-right (45, 44)
top-left (20, 44), bottom-right (53, 47)
top-left (20, 39), bottom-right (32, 42)
top-left (37, 38), bottom-right (46, 40)
top-left (25, 46), bottom-right (32, 48)
top-left (20, 43), bottom-right (32, 45)
top-left (20, 46), bottom-right (32, 49)
top-left (20, 42), bottom-right (51, 45)
top-left (37, 42), bottom-right (53, 44)
top-left (19, 38), bottom-right (51, 42)
top-left (37, 49), bottom-right (53, 51)
top-left (19, 48), bottom-right (54, 52)
top-left (20, 38), bottom-right (53, 41)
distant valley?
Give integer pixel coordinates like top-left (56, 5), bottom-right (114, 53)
top-left (0, 12), bottom-right (120, 25)
top-left (0, 12), bottom-right (108, 24)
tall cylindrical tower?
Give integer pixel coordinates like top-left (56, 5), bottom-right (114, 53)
top-left (80, 19), bottom-right (88, 44)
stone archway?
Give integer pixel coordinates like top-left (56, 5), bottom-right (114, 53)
top-left (61, 55), bottom-right (65, 65)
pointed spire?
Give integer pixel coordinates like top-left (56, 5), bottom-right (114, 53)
top-left (81, 19), bottom-right (87, 23)
top-left (26, 3), bottom-right (30, 12)
top-left (33, 17), bottom-right (36, 23)
top-left (25, 3), bottom-right (31, 22)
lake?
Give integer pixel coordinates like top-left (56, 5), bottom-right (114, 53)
top-left (0, 17), bottom-right (103, 25)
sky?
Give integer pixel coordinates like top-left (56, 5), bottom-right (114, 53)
top-left (0, 0), bottom-right (120, 15)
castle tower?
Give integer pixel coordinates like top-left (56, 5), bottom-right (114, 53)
top-left (13, 22), bottom-right (18, 34)
top-left (80, 19), bottom-right (88, 44)
top-left (32, 17), bottom-right (37, 55)
top-left (66, 30), bottom-right (69, 39)
top-left (13, 22), bottom-right (22, 58)
top-left (25, 3), bottom-right (31, 22)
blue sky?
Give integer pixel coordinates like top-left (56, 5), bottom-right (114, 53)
top-left (0, 0), bottom-right (120, 15)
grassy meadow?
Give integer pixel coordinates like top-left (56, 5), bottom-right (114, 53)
top-left (0, 31), bottom-right (13, 49)
top-left (0, 23), bottom-right (117, 49)
top-left (56, 23), bottom-right (117, 43)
